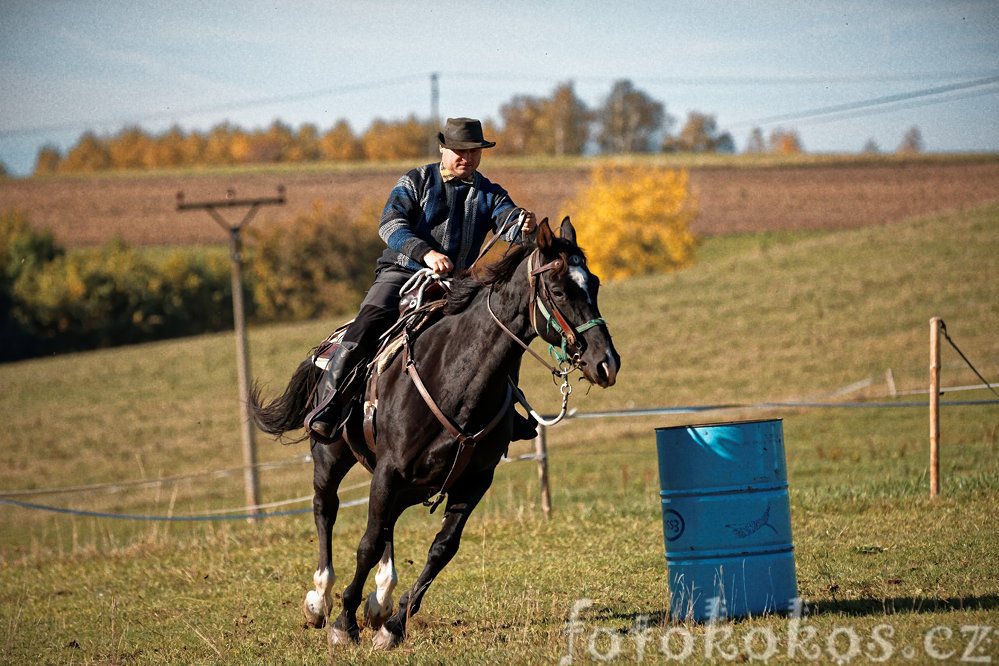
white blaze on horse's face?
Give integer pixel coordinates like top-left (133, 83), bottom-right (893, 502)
top-left (567, 256), bottom-right (593, 305)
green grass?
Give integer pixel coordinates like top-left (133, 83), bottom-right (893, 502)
top-left (1, 204), bottom-right (998, 664)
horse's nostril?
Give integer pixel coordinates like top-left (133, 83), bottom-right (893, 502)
top-left (599, 359), bottom-right (618, 387)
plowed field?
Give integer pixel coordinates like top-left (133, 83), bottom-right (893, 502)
top-left (3, 158), bottom-right (998, 247)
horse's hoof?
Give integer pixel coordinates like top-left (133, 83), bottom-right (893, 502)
top-left (372, 626), bottom-right (403, 651)
top-left (362, 594), bottom-right (392, 631)
top-left (328, 625), bottom-right (359, 647)
top-left (303, 591), bottom-right (327, 628)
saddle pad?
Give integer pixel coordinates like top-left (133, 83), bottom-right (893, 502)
top-left (375, 336), bottom-right (405, 374)
top-left (312, 325), bottom-right (349, 371)
top-left (373, 305), bottom-right (441, 373)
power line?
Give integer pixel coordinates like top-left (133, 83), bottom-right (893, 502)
top-left (777, 86), bottom-right (999, 128)
top-left (0, 75), bottom-right (426, 138)
top-left (444, 70), bottom-right (999, 87)
top-left (729, 75), bottom-right (999, 129)
top-left (641, 72), bottom-right (999, 86)
top-left (6, 71), bottom-right (997, 140)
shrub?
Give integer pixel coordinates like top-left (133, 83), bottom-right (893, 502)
top-left (0, 202), bottom-right (387, 360)
top-left (1, 211), bottom-right (64, 359)
top-left (247, 200), bottom-right (384, 321)
top-left (156, 249), bottom-right (235, 337)
top-left (559, 163), bottom-right (698, 280)
top-left (6, 229), bottom-right (234, 357)
top-left (1, 210), bottom-right (62, 285)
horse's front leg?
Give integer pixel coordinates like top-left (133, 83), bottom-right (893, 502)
top-left (374, 469), bottom-right (495, 650)
top-left (303, 439), bottom-right (357, 628)
top-left (329, 465), bottom-right (399, 647)
top-left (362, 542), bottom-right (397, 631)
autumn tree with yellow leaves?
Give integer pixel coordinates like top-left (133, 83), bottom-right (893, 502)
top-left (560, 164), bottom-right (697, 281)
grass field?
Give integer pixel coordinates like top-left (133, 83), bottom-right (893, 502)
top-left (1, 202), bottom-right (998, 664)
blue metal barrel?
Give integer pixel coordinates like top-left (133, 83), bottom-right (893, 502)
top-left (656, 419), bottom-right (797, 621)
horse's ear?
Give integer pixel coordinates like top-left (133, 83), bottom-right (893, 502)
top-left (536, 217), bottom-right (553, 250)
top-left (559, 216), bottom-right (576, 245)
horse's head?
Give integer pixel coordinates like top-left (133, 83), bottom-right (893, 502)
top-left (530, 216), bottom-right (620, 388)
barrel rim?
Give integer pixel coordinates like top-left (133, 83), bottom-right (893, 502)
top-left (655, 418), bottom-right (783, 433)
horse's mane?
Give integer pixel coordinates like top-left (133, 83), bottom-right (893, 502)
top-left (445, 243), bottom-right (533, 315)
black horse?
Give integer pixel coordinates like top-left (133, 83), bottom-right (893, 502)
top-left (249, 217), bottom-right (619, 650)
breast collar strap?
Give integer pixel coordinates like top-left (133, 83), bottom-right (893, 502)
top-left (402, 329), bottom-right (512, 512)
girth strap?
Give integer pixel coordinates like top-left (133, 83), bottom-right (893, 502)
top-left (402, 331), bottom-right (512, 512)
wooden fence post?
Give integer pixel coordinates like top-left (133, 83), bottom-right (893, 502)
top-left (535, 426), bottom-right (551, 519)
top-left (929, 317), bottom-right (942, 498)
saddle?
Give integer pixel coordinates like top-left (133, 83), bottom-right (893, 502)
top-left (309, 274), bottom-right (452, 470)
top-left (310, 272), bottom-right (450, 371)
top-left (311, 267), bottom-right (521, 510)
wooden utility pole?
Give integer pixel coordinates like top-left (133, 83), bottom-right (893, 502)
top-left (929, 317), bottom-right (942, 498)
top-left (429, 72), bottom-right (440, 156)
top-left (176, 186), bottom-right (286, 519)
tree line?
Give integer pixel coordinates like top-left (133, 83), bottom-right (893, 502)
top-left (1, 156), bottom-right (700, 360)
top-left (29, 80), bottom-right (815, 176)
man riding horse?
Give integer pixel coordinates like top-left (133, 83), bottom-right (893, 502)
top-left (304, 117), bottom-right (539, 442)
top-left (250, 164), bottom-right (621, 648)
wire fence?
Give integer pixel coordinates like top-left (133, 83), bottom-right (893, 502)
top-left (3, 324), bottom-right (995, 523)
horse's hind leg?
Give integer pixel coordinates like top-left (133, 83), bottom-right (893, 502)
top-left (303, 438), bottom-right (357, 628)
top-left (373, 470), bottom-right (494, 650)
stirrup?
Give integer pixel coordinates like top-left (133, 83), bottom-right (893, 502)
top-left (304, 391), bottom-right (346, 444)
top-left (305, 365), bottom-right (366, 444)
top-left (305, 420), bottom-right (344, 445)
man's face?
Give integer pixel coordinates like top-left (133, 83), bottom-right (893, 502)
top-left (440, 146), bottom-right (482, 179)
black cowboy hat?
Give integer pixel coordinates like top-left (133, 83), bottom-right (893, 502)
top-left (437, 117), bottom-right (496, 150)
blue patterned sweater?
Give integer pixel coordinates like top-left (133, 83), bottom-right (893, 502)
top-left (376, 163), bottom-right (525, 272)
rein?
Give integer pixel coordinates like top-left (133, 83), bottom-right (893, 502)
top-left (468, 208), bottom-right (524, 271)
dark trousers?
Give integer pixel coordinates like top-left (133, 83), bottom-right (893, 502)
top-left (341, 266), bottom-right (415, 351)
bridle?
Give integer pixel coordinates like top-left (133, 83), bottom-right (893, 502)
top-left (487, 247), bottom-right (605, 426)
top-left (527, 251), bottom-right (606, 366)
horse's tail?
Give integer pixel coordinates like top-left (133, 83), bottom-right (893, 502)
top-left (248, 357), bottom-right (322, 442)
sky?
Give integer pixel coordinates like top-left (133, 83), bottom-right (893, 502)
top-left (1, 0), bottom-right (998, 176)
